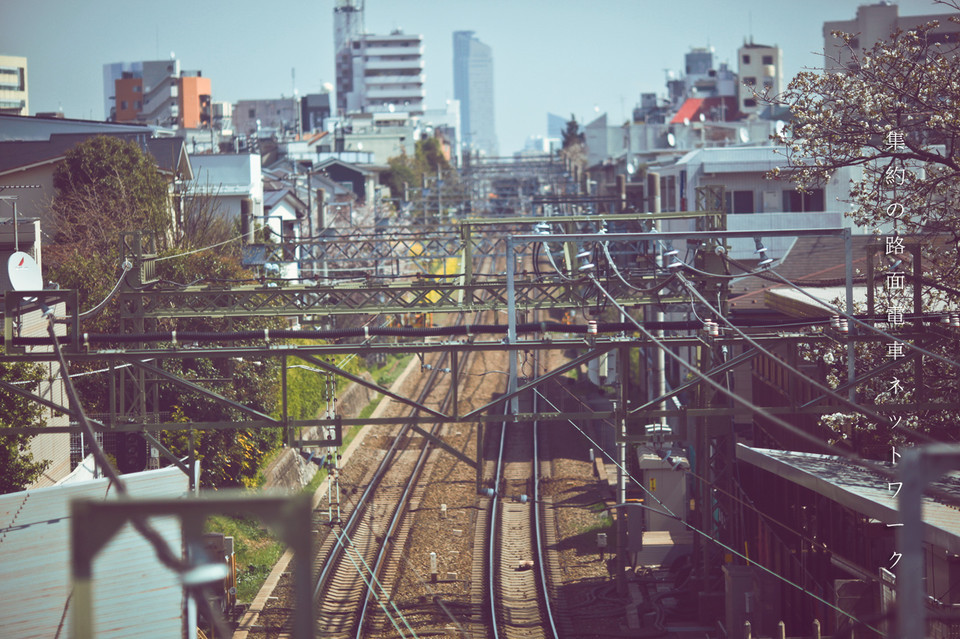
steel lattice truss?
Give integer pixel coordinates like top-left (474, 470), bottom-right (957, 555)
top-left (120, 275), bottom-right (684, 319)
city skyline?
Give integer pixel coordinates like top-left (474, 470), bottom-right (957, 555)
top-left (3, 0), bottom-right (946, 155)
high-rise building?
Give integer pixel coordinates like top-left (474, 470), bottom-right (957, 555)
top-left (0, 55), bottom-right (28, 116)
top-left (453, 31), bottom-right (497, 157)
top-left (334, 1), bottom-right (425, 116)
top-left (104, 59), bottom-right (211, 129)
top-left (334, 0), bottom-right (364, 115)
top-left (737, 41), bottom-right (782, 113)
top-left (823, 3), bottom-right (960, 72)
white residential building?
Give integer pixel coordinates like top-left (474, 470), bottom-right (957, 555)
top-left (737, 42), bottom-right (783, 114)
top-left (339, 31), bottom-right (426, 116)
top-left (186, 153), bottom-right (263, 238)
top-left (823, 2), bottom-right (960, 72)
top-left (657, 146), bottom-right (861, 259)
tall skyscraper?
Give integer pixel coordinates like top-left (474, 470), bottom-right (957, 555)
top-left (333, 1), bottom-right (426, 116)
top-left (453, 31), bottom-right (497, 157)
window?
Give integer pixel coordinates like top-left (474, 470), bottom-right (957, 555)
top-left (782, 189), bottom-right (825, 212)
top-left (742, 54), bottom-right (751, 64)
top-left (743, 99), bottom-right (757, 107)
top-left (661, 175), bottom-right (677, 212)
top-left (120, 101), bottom-right (127, 110)
top-left (725, 190), bottom-right (755, 214)
top-left (743, 77), bottom-right (756, 86)
top-left (248, 108), bottom-right (256, 117)
top-left (762, 55), bottom-right (774, 65)
top-left (135, 101), bottom-right (142, 109)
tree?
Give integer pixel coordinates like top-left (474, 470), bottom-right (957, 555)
top-left (770, 5), bottom-right (960, 456)
top-left (772, 7), bottom-right (960, 270)
top-left (0, 362), bottom-right (50, 493)
top-left (560, 114), bottom-right (585, 150)
top-left (51, 135), bottom-right (171, 251)
top-left (380, 136), bottom-right (455, 202)
top-left (46, 136), bottom-right (174, 334)
top-left (559, 114), bottom-right (587, 174)
top-left (43, 135), bottom-right (291, 487)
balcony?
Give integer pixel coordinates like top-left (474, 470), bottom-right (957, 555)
top-left (365, 86), bottom-right (424, 100)
top-left (364, 58), bottom-right (424, 72)
top-left (363, 73), bottom-right (423, 86)
top-left (363, 46), bottom-right (424, 58)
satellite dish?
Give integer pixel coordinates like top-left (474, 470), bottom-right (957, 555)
top-left (699, 113), bottom-right (706, 122)
top-left (683, 118), bottom-right (690, 126)
top-left (322, 82), bottom-right (334, 92)
top-left (6, 252), bottom-right (42, 292)
top-left (626, 161), bottom-right (636, 175)
top-left (775, 120), bottom-right (786, 136)
top-left (666, 132), bottom-right (676, 147)
top-left (388, 103), bottom-right (396, 113)
top-left (738, 127), bottom-right (749, 143)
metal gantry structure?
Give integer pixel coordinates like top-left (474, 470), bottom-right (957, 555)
top-left (4, 159), bottom-right (960, 635)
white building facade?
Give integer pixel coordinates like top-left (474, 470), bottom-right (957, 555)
top-left (737, 42), bottom-right (783, 114)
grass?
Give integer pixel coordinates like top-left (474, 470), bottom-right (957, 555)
top-left (220, 353), bottom-right (413, 599)
top-left (373, 353), bottom-right (413, 387)
top-left (205, 514), bottom-right (285, 602)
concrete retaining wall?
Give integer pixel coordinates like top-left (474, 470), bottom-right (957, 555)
top-left (262, 372), bottom-right (376, 490)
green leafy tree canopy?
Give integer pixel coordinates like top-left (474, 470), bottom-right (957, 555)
top-left (0, 362), bottom-right (51, 493)
top-left (51, 135), bottom-right (171, 252)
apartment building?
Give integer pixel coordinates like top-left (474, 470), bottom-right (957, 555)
top-left (824, 2), bottom-right (960, 71)
top-left (104, 59), bottom-right (212, 129)
top-left (0, 55), bottom-right (28, 116)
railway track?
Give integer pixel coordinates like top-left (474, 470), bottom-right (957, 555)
top-left (487, 353), bottom-right (562, 639)
top-left (312, 339), bottom-right (469, 638)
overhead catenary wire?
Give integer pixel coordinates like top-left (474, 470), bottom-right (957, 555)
top-left (152, 234), bottom-right (246, 262)
top-left (532, 385), bottom-right (884, 635)
top-left (587, 275), bottom-right (960, 511)
top-left (675, 272), bottom-right (940, 445)
top-left (724, 253), bottom-right (960, 373)
top-left (77, 259), bottom-right (133, 319)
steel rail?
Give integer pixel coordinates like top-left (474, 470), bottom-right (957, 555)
top-left (353, 310), bottom-right (482, 637)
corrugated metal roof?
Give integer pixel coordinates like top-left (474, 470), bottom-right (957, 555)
top-left (737, 444), bottom-right (960, 554)
top-left (0, 467), bottom-right (188, 638)
top-left (670, 98), bottom-right (705, 125)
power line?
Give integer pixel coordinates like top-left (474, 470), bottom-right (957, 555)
top-left (532, 385), bottom-right (883, 635)
top-left (676, 272), bottom-right (939, 445)
top-left (725, 255), bottom-right (960, 373)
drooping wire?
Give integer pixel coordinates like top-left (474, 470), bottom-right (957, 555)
top-left (45, 313), bottom-right (235, 639)
top-left (599, 240), bottom-right (678, 294)
top-left (152, 234), bottom-right (246, 262)
top-left (675, 272), bottom-right (939, 445)
top-left (77, 259), bottom-right (133, 319)
top-left (532, 385), bottom-right (884, 635)
top-left (724, 255), bottom-right (960, 373)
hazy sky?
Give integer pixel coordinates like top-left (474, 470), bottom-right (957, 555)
top-left (3, 0), bottom-right (947, 154)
